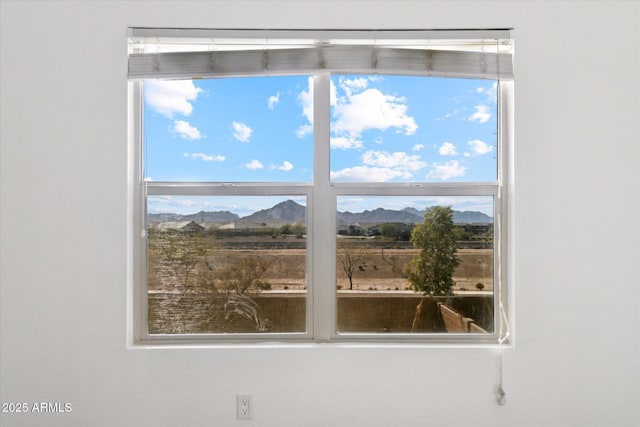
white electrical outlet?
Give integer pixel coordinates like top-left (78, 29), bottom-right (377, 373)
top-left (237, 395), bottom-right (251, 420)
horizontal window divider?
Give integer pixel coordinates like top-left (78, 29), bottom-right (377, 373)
top-left (146, 181), bottom-right (313, 196)
top-left (331, 182), bottom-right (498, 197)
top-left (138, 332), bottom-right (506, 346)
top-left (140, 332), bottom-right (314, 345)
top-left (333, 332), bottom-right (504, 343)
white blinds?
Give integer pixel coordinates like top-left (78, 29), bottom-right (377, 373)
top-left (128, 28), bottom-right (513, 80)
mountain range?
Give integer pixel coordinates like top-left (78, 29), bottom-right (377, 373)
top-left (149, 200), bottom-right (492, 225)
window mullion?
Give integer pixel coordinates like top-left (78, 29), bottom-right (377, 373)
top-left (496, 80), bottom-right (513, 344)
top-left (312, 73), bottom-right (335, 341)
top-left (130, 80), bottom-right (148, 342)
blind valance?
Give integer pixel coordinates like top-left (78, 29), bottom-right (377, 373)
top-left (128, 28), bottom-right (513, 80)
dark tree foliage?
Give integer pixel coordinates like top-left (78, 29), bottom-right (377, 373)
top-left (405, 206), bottom-right (460, 296)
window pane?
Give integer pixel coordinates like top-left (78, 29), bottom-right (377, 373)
top-left (336, 196), bottom-right (494, 333)
top-left (147, 195), bottom-right (307, 334)
top-left (144, 76), bottom-right (313, 182)
top-left (330, 75), bottom-right (498, 183)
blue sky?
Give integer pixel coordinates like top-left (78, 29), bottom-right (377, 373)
top-left (144, 74), bottom-right (497, 215)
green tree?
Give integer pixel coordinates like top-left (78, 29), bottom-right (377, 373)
top-left (405, 206), bottom-right (459, 296)
top-left (380, 223), bottom-right (398, 238)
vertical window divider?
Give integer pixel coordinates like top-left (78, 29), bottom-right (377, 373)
top-left (312, 73), bottom-right (335, 340)
top-left (129, 79), bottom-right (148, 343)
top-left (498, 80), bottom-right (514, 345)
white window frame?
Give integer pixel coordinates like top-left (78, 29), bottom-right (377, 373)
top-left (128, 29), bottom-right (513, 346)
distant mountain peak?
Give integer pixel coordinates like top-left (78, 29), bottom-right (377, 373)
top-left (149, 199), bottom-right (492, 227)
top-left (241, 199), bottom-right (306, 224)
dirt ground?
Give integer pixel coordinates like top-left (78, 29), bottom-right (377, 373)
top-left (149, 246), bottom-right (492, 293)
top-left (147, 228), bottom-right (494, 293)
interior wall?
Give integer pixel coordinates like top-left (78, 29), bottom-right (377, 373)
top-left (1, 1), bottom-right (638, 426)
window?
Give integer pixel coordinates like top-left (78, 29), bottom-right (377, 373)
top-left (128, 29), bottom-right (513, 344)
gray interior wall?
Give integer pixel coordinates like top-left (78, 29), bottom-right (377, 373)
top-left (1, 1), bottom-right (639, 426)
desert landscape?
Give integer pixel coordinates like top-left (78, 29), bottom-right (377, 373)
top-left (145, 199), bottom-right (494, 333)
top-left (147, 233), bottom-right (493, 293)
top-left (146, 228), bottom-right (494, 334)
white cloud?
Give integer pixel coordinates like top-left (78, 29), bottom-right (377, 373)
top-left (330, 136), bottom-right (363, 150)
top-left (438, 142), bottom-right (458, 156)
top-left (297, 76), bottom-right (417, 151)
top-left (362, 150), bottom-right (426, 171)
top-left (296, 77), bottom-right (314, 138)
top-left (477, 82), bottom-right (498, 104)
top-left (427, 160), bottom-right (466, 180)
top-left (332, 87), bottom-right (418, 138)
top-left (467, 139), bottom-right (493, 156)
top-left (268, 92), bottom-right (280, 109)
top-left (145, 80), bottom-right (202, 118)
top-left (338, 76), bottom-right (369, 96)
top-left (245, 159), bottom-right (263, 170)
top-left (413, 144), bottom-right (425, 152)
top-left (272, 161), bottom-right (293, 171)
top-left (436, 109), bottom-right (461, 121)
top-left (295, 124), bottom-right (313, 139)
top-left (148, 195), bottom-right (198, 213)
top-left (183, 152), bottom-right (225, 162)
top-left (331, 166), bottom-right (412, 182)
top-left (232, 121), bottom-right (252, 142)
top-left (297, 77), bottom-right (338, 139)
top-left (468, 105), bottom-right (491, 124)
top-left (173, 120), bottom-right (201, 140)
top-left (331, 150), bottom-right (426, 182)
